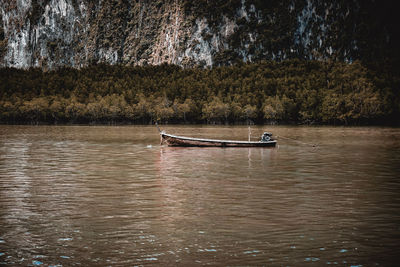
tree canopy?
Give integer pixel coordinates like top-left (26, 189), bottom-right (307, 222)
top-left (0, 60), bottom-right (398, 125)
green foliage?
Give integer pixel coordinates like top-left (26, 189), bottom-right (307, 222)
top-left (202, 96), bottom-right (230, 124)
top-left (263, 95), bottom-right (285, 121)
top-left (0, 59), bottom-right (398, 125)
top-left (0, 13), bottom-right (7, 58)
top-left (321, 61), bottom-right (385, 124)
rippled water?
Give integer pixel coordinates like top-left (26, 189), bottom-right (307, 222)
top-left (0, 125), bottom-right (399, 266)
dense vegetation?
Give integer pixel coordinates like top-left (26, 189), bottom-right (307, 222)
top-left (0, 60), bottom-right (399, 125)
top-left (2, 0), bottom-right (399, 69)
top-left (185, 0), bottom-right (399, 64)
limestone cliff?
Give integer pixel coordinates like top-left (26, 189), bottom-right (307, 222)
top-left (0, 0), bottom-right (397, 69)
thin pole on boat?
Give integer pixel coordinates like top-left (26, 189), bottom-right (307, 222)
top-left (248, 126), bottom-right (251, 141)
top-left (155, 122), bottom-right (162, 133)
top-left (155, 122), bottom-right (164, 145)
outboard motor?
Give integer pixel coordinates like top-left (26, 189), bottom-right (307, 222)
top-left (261, 132), bottom-right (272, 142)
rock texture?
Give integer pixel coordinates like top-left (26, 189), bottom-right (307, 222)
top-left (0, 0), bottom-right (397, 69)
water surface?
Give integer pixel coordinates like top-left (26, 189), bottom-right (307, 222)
top-left (0, 125), bottom-right (399, 266)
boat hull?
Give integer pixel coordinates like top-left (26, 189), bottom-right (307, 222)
top-left (161, 133), bottom-right (276, 147)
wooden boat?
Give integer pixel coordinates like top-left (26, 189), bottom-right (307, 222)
top-left (156, 125), bottom-right (277, 147)
top-left (160, 132), bottom-right (277, 147)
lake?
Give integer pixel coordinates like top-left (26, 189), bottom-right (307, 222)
top-left (0, 125), bottom-right (399, 266)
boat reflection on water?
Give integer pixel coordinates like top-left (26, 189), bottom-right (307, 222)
top-left (156, 145), bottom-right (278, 178)
top-left (154, 145), bottom-right (278, 227)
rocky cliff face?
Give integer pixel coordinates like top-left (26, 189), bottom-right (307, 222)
top-left (0, 0), bottom-right (397, 69)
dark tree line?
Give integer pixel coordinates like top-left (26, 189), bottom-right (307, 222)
top-left (0, 59), bottom-right (399, 125)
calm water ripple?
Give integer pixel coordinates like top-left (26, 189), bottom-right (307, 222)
top-left (0, 125), bottom-right (399, 266)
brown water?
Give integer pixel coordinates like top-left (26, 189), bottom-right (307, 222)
top-left (0, 125), bottom-right (399, 266)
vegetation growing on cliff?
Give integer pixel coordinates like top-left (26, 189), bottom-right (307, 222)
top-left (1, 0), bottom-right (398, 68)
top-left (0, 60), bottom-right (399, 125)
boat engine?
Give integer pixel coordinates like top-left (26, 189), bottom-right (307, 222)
top-left (261, 132), bottom-right (272, 142)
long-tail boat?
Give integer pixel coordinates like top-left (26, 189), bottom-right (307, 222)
top-left (156, 124), bottom-right (277, 147)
